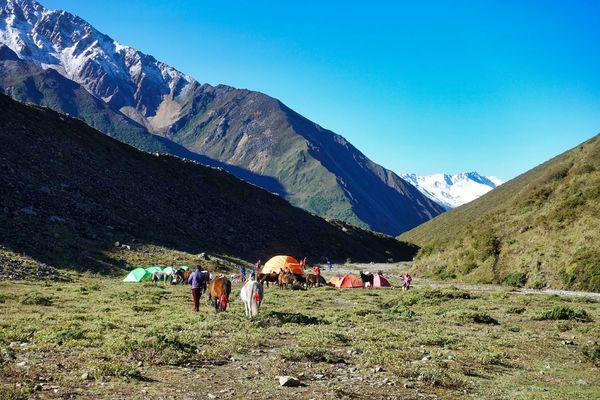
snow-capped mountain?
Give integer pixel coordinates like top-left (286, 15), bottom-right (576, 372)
top-left (400, 172), bottom-right (503, 209)
top-left (0, 0), bottom-right (195, 131)
top-left (0, 0), bottom-right (445, 235)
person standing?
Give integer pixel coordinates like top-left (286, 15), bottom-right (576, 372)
top-left (327, 259), bottom-right (332, 271)
top-left (188, 265), bottom-right (208, 312)
top-left (402, 272), bottom-right (412, 291)
top-left (313, 265), bottom-right (321, 277)
top-left (240, 264), bottom-right (247, 282)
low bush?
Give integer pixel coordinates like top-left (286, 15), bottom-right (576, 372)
top-left (20, 292), bottom-right (52, 306)
top-left (91, 359), bottom-right (143, 381)
top-left (506, 306), bottom-right (525, 315)
top-left (418, 335), bottom-right (456, 347)
top-left (262, 311), bottom-right (326, 325)
top-left (503, 272), bottom-right (527, 287)
top-left (460, 312), bottom-right (499, 325)
top-left (280, 346), bottom-right (333, 362)
top-left (537, 306), bottom-right (592, 322)
top-left (583, 344), bottom-right (600, 364)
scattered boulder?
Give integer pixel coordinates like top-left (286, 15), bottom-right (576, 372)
top-left (402, 379), bottom-right (415, 389)
top-left (278, 376), bottom-right (302, 387)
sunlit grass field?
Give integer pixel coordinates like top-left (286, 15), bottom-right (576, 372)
top-left (1, 276), bottom-right (599, 399)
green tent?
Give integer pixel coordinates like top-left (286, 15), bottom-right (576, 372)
top-left (145, 266), bottom-right (163, 275)
top-left (123, 267), bottom-right (151, 282)
top-left (179, 265), bottom-right (190, 270)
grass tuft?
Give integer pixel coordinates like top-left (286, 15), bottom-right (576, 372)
top-left (537, 306), bottom-right (592, 322)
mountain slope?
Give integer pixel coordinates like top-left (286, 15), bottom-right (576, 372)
top-left (0, 0), bottom-right (444, 235)
top-left (401, 172), bottom-right (503, 209)
top-left (400, 135), bottom-right (600, 292)
top-left (0, 94), bottom-right (418, 274)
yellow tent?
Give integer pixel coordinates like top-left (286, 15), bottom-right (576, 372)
top-left (261, 255), bottom-right (304, 275)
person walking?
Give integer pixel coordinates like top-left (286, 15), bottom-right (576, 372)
top-left (188, 265), bottom-right (208, 311)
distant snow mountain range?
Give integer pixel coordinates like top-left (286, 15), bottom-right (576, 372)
top-left (400, 172), bottom-right (503, 209)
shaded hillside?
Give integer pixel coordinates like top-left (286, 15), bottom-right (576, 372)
top-left (400, 135), bottom-right (600, 292)
top-left (0, 94), bottom-right (418, 275)
top-left (0, 0), bottom-right (444, 235)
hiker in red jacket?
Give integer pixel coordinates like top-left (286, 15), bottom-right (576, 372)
top-left (312, 265), bottom-right (321, 277)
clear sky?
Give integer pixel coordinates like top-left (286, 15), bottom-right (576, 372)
top-left (43, 0), bottom-right (600, 180)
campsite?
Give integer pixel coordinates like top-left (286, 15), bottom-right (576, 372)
top-left (1, 260), bottom-right (599, 399)
top-left (1, 1), bottom-right (599, 399)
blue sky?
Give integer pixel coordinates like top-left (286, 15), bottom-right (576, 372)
top-left (44, 0), bottom-right (600, 180)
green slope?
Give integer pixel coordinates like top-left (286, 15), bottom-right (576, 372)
top-left (169, 84), bottom-right (444, 234)
top-left (400, 134), bottom-right (600, 292)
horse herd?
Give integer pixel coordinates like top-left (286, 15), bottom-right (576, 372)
top-left (149, 267), bottom-right (386, 319)
top-left (150, 268), bottom-right (264, 319)
top-left (257, 270), bottom-right (327, 289)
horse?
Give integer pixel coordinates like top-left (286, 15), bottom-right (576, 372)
top-left (207, 276), bottom-right (232, 312)
top-left (306, 273), bottom-right (326, 288)
top-left (152, 270), bottom-right (174, 284)
top-left (360, 271), bottom-right (374, 288)
top-left (181, 269), bottom-right (192, 283)
top-left (240, 280), bottom-right (264, 319)
top-left (293, 273), bottom-right (306, 285)
top-left (278, 270), bottom-right (296, 289)
top-left (172, 269), bottom-right (186, 284)
top-left (258, 272), bottom-right (279, 287)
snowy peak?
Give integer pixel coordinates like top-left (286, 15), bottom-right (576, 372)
top-left (0, 0), bottom-right (195, 126)
top-left (400, 171), bottom-right (503, 209)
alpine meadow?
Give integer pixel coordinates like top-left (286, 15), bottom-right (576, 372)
top-left (0, 1), bottom-right (599, 399)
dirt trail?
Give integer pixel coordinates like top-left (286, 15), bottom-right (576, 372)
top-left (321, 262), bottom-right (600, 300)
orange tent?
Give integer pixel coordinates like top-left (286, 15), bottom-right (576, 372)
top-left (327, 275), bottom-right (343, 287)
top-left (261, 255), bottom-right (304, 275)
top-left (373, 274), bottom-right (391, 287)
top-left (335, 274), bottom-right (363, 288)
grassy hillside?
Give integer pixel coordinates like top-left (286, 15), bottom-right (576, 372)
top-left (159, 84), bottom-right (445, 235)
top-left (0, 94), bottom-right (417, 277)
top-left (400, 134), bottom-right (600, 292)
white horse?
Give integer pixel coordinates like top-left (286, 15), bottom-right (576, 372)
top-left (240, 280), bottom-right (263, 319)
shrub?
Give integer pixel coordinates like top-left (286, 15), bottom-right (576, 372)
top-left (91, 359), bottom-right (143, 381)
top-left (389, 306), bottom-right (416, 319)
top-left (51, 326), bottom-right (87, 344)
top-left (460, 312), bottom-right (499, 325)
top-left (20, 292), bottom-right (53, 306)
top-left (419, 335), bottom-right (455, 347)
top-left (537, 306), bottom-right (592, 322)
top-left (583, 344), bottom-right (600, 363)
top-left (280, 346), bottom-right (332, 362)
top-left (506, 306), bottom-right (525, 315)
top-left (423, 288), bottom-right (473, 301)
top-left (262, 311), bottom-right (326, 325)
top-left (503, 272), bottom-right (527, 287)
top-left (432, 265), bottom-right (456, 280)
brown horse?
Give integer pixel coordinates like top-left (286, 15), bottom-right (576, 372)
top-left (207, 277), bottom-right (232, 312)
top-left (258, 272), bottom-right (279, 287)
top-left (278, 270), bottom-right (296, 289)
top-left (306, 273), bottom-right (326, 288)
